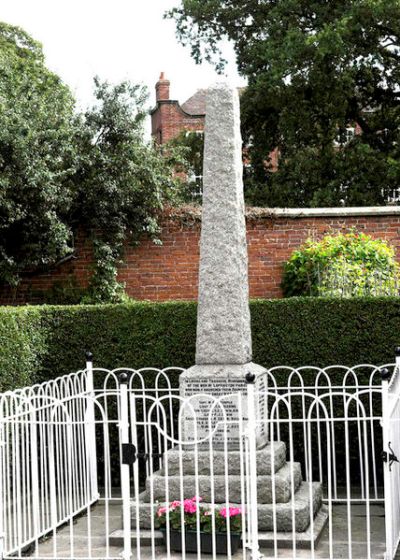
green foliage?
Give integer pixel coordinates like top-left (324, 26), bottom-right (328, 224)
top-left (1, 299), bottom-right (400, 392)
top-left (167, 131), bottom-right (204, 202)
top-left (0, 22), bottom-right (77, 286)
top-left (34, 302), bottom-right (198, 383)
top-left (0, 24), bottom-right (185, 302)
top-left (282, 231), bottom-right (400, 297)
top-left (74, 80), bottom-right (186, 302)
top-left (168, 1), bottom-right (400, 207)
top-left (156, 499), bottom-right (242, 533)
top-left (0, 307), bottom-right (46, 391)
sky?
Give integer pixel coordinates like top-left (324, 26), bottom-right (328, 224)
top-left (1, 0), bottom-right (246, 114)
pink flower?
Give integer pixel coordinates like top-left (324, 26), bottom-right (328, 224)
top-left (204, 511), bottom-right (212, 516)
top-left (183, 499), bottom-right (198, 514)
top-left (170, 500), bottom-right (181, 509)
top-left (191, 496), bottom-right (203, 502)
top-left (220, 506), bottom-right (242, 518)
top-left (157, 506), bottom-right (168, 517)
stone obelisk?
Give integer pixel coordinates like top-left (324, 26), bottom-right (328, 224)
top-left (180, 83), bottom-right (265, 446)
top-left (121, 83), bottom-right (327, 548)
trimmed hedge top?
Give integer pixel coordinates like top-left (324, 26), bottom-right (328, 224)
top-left (0, 297), bottom-right (399, 391)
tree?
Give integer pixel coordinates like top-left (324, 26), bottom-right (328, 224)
top-left (74, 79), bottom-right (185, 302)
top-left (168, 0), bottom-right (400, 207)
top-left (166, 130), bottom-right (204, 201)
top-left (0, 23), bottom-right (185, 301)
top-left (0, 23), bottom-right (77, 286)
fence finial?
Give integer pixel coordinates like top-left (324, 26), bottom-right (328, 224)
top-left (395, 347), bottom-right (400, 357)
top-left (381, 367), bottom-right (391, 381)
top-left (245, 371), bottom-right (256, 384)
top-left (119, 372), bottom-right (129, 384)
top-left (85, 350), bottom-right (93, 362)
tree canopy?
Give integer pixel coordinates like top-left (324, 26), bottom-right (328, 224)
top-left (168, 0), bottom-right (400, 207)
top-left (0, 22), bottom-right (77, 286)
top-left (74, 79), bottom-right (184, 302)
top-left (0, 23), bottom-right (184, 301)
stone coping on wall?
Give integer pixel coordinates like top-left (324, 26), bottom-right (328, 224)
top-left (163, 204), bottom-right (400, 222)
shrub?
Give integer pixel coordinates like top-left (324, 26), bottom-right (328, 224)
top-left (0, 307), bottom-right (46, 391)
top-left (282, 231), bottom-right (400, 297)
top-left (1, 299), bottom-right (396, 488)
top-left (1, 298), bottom-right (400, 391)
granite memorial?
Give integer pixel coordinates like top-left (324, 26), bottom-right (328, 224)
top-left (179, 82), bottom-right (265, 447)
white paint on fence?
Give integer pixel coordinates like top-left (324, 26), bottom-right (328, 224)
top-left (0, 361), bottom-right (396, 560)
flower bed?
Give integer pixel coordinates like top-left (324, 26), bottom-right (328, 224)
top-left (156, 497), bottom-right (242, 554)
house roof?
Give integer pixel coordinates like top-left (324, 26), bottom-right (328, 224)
top-left (181, 87), bottom-right (246, 115)
top-left (181, 89), bottom-right (208, 115)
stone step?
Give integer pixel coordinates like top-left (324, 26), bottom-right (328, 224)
top-left (161, 441), bottom-right (286, 476)
top-left (145, 461), bottom-right (302, 504)
top-left (255, 481), bottom-right (323, 532)
top-left (129, 481), bottom-right (323, 533)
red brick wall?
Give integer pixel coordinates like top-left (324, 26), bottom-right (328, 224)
top-left (2, 208), bottom-right (400, 305)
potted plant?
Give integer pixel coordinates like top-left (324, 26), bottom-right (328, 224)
top-left (156, 496), bottom-right (242, 554)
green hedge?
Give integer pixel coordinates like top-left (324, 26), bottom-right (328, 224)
top-left (1, 297), bottom-right (400, 391)
top-left (0, 307), bottom-right (46, 391)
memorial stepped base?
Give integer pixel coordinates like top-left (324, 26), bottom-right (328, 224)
top-left (147, 462), bottom-right (302, 503)
top-left (129, 481), bottom-right (323, 532)
top-left (110, 504), bottom-right (328, 548)
top-left (123, 442), bottom-right (328, 541)
top-left (161, 442), bottom-right (287, 475)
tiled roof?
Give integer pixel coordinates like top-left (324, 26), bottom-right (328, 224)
top-left (181, 89), bottom-right (208, 115)
top-left (181, 87), bottom-right (246, 115)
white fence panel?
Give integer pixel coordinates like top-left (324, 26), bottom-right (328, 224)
top-left (383, 353), bottom-right (400, 560)
top-left (0, 370), bottom-right (97, 556)
top-left (0, 360), bottom-right (396, 560)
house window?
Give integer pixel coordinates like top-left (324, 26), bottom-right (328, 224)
top-left (185, 130), bottom-right (204, 137)
top-left (386, 188), bottom-right (400, 203)
top-left (345, 127), bottom-right (355, 143)
top-left (188, 170), bottom-right (203, 198)
top-left (335, 126), bottom-right (356, 146)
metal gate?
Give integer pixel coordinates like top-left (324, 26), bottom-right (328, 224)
top-left (0, 356), bottom-right (123, 560)
top-left (0, 357), bottom-right (397, 560)
top-left (382, 352), bottom-right (400, 560)
top-left (125, 368), bottom-right (259, 559)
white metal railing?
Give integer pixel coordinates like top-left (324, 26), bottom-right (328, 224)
top-left (0, 359), bottom-right (397, 560)
top-left (0, 364), bottom-right (184, 559)
top-left (123, 366), bottom-right (387, 560)
top-left (383, 354), bottom-right (400, 560)
top-left (255, 364), bottom-right (386, 501)
top-left (0, 367), bottom-right (98, 556)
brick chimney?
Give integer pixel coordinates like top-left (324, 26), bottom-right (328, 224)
top-left (156, 72), bottom-right (170, 102)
